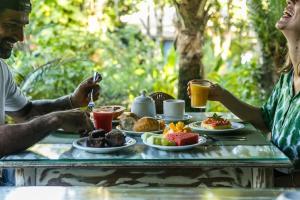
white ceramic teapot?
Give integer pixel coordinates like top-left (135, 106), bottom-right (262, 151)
top-left (131, 90), bottom-right (156, 118)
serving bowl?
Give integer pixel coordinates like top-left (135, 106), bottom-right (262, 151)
top-left (98, 105), bottom-right (126, 119)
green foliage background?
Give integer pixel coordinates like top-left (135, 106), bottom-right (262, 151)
top-left (8, 0), bottom-right (178, 109)
top-left (7, 0), bottom-right (286, 111)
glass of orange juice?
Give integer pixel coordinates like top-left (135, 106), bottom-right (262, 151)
top-left (190, 80), bottom-right (211, 109)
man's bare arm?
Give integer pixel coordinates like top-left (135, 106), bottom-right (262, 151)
top-left (0, 113), bottom-right (60, 157)
top-left (6, 95), bottom-right (73, 122)
top-left (7, 75), bottom-right (101, 122)
top-left (0, 109), bottom-right (94, 157)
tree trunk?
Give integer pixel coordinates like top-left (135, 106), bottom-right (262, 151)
top-left (176, 31), bottom-right (204, 111)
top-left (173, 0), bottom-right (211, 111)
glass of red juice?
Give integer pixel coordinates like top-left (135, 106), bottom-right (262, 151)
top-left (93, 109), bottom-right (114, 133)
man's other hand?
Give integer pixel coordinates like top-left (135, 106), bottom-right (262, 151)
top-left (51, 109), bottom-right (94, 133)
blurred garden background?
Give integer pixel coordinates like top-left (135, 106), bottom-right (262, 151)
top-left (7, 0), bottom-right (287, 111)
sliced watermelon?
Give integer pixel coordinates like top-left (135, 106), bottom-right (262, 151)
top-left (166, 132), bottom-right (199, 146)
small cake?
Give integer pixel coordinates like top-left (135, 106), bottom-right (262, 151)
top-left (133, 117), bottom-right (160, 132)
top-left (86, 129), bottom-right (106, 148)
top-left (105, 130), bottom-right (126, 147)
top-left (166, 132), bottom-right (199, 146)
top-left (201, 113), bottom-right (232, 130)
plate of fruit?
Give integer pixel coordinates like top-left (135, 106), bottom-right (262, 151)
top-left (116, 113), bottom-right (165, 136)
top-left (188, 113), bottom-right (245, 133)
top-left (141, 122), bottom-right (207, 151)
top-left (73, 129), bottom-right (136, 154)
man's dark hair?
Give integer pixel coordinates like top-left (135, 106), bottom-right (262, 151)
top-left (0, 0), bottom-right (31, 13)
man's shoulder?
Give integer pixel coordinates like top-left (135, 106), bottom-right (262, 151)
top-left (0, 58), bottom-right (9, 68)
top-left (0, 59), bottom-right (11, 78)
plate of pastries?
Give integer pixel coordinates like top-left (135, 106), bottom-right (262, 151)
top-left (73, 129), bottom-right (136, 154)
top-left (188, 113), bottom-right (245, 133)
top-left (116, 112), bottom-right (165, 136)
top-left (141, 122), bottom-right (206, 151)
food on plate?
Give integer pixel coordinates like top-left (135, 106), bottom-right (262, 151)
top-left (119, 112), bottom-right (139, 131)
top-left (99, 105), bottom-right (126, 119)
top-left (87, 129), bottom-right (107, 148)
top-left (201, 113), bottom-right (232, 130)
top-left (118, 113), bottom-right (165, 132)
top-left (133, 117), bottom-right (163, 132)
top-left (166, 132), bottom-right (199, 146)
top-left (86, 129), bottom-right (126, 148)
top-left (143, 121), bottom-right (198, 146)
top-left (105, 129), bottom-right (126, 147)
top-left (146, 135), bottom-right (162, 145)
top-left (146, 135), bottom-right (176, 146)
top-left (143, 132), bottom-right (199, 147)
top-left (163, 121), bottom-right (192, 135)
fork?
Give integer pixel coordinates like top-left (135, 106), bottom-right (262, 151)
top-left (203, 134), bottom-right (247, 142)
top-left (87, 72), bottom-right (98, 110)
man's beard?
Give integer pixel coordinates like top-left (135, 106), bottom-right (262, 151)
top-left (0, 38), bottom-right (16, 59)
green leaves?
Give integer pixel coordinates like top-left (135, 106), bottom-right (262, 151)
top-left (7, 0), bottom-right (178, 108)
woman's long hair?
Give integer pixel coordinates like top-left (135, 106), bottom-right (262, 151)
top-left (280, 53), bottom-right (293, 73)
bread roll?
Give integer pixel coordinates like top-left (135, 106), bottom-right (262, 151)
top-left (133, 117), bottom-right (160, 132)
top-left (119, 112), bottom-right (139, 131)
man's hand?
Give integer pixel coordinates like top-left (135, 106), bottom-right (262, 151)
top-left (70, 75), bottom-right (101, 108)
top-left (51, 109), bottom-right (94, 133)
top-left (0, 109), bottom-right (95, 156)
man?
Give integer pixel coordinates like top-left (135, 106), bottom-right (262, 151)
top-left (0, 0), bottom-right (100, 156)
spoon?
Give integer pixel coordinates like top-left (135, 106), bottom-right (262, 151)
top-left (88, 72), bottom-right (101, 110)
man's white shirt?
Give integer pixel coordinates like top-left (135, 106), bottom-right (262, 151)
top-left (0, 59), bottom-right (28, 125)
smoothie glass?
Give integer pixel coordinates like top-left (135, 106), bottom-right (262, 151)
top-left (93, 109), bottom-right (114, 133)
top-left (190, 80), bottom-right (211, 109)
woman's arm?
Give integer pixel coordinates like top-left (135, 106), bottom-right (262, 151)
top-left (208, 84), bottom-right (270, 132)
top-left (188, 82), bottom-right (269, 132)
top-left (217, 86), bottom-right (269, 132)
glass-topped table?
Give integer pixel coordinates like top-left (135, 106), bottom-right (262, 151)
top-left (0, 143), bottom-right (291, 168)
top-left (1, 186), bottom-right (299, 200)
top-left (0, 113), bottom-right (292, 187)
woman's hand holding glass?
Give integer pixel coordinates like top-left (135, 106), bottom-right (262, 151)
top-left (187, 80), bottom-right (227, 104)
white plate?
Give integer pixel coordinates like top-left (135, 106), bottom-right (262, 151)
top-left (156, 114), bottom-right (192, 123)
top-left (277, 192), bottom-right (300, 200)
top-left (112, 119), bottom-right (120, 124)
top-left (142, 134), bottom-right (207, 151)
top-left (116, 125), bottom-right (163, 136)
top-left (72, 137), bottom-right (136, 154)
top-left (188, 121), bottom-right (245, 133)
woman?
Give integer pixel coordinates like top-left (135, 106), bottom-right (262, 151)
top-left (189, 0), bottom-right (300, 187)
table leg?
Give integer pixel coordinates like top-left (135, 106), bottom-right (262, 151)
top-left (252, 168), bottom-right (274, 188)
top-left (15, 168), bottom-right (36, 186)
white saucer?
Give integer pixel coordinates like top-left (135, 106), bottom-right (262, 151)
top-left (72, 136), bottom-right (136, 154)
top-left (156, 114), bottom-right (192, 123)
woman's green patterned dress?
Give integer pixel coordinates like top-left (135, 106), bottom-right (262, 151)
top-left (262, 70), bottom-right (300, 167)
